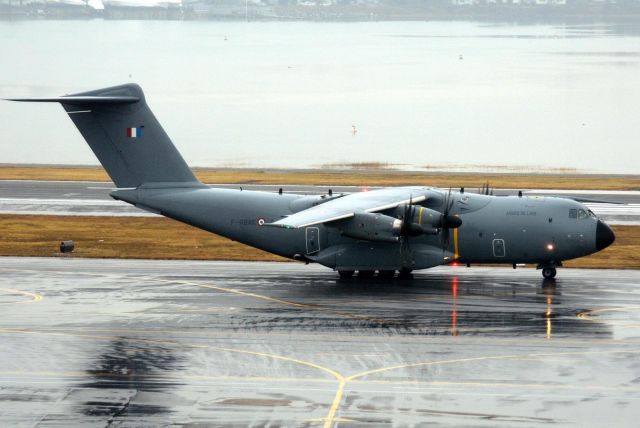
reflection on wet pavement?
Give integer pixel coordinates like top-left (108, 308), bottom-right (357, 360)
top-left (1, 257), bottom-right (640, 426)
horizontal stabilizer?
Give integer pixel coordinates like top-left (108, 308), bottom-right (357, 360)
top-left (6, 96), bottom-right (140, 105)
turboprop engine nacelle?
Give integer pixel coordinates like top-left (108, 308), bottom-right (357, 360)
top-left (337, 212), bottom-right (402, 242)
top-left (393, 205), bottom-right (462, 236)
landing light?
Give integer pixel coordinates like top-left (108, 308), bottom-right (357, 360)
top-left (546, 243), bottom-right (555, 251)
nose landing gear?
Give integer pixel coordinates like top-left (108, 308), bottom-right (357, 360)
top-left (541, 267), bottom-right (557, 279)
top-left (538, 262), bottom-right (561, 279)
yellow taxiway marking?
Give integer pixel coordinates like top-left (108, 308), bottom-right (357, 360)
top-left (577, 306), bottom-right (640, 327)
top-left (306, 417), bottom-right (354, 423)
top-left (0, 326), bottom-right (341, 380)
top-left (578, 306), bottom-right (640, 319)
top-left (0, 267), bottom-right (401, 325)
top-left (0, 287), bottom-right (42, 304)
top-left (322, 348), bottom-right (640, 426)
top-left (348, 348), bottom-right (640, 382)
top-left (181, 281), bottom-right (310, 308)
top-left (323, 378), bottom-right (347, 428)
top-left (161, 278), bottom-right (403, 326)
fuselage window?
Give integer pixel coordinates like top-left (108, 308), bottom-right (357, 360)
top-left (578, 209), bottom-right (588, 219)
top-left (569, 209), bottom-right (577, 219)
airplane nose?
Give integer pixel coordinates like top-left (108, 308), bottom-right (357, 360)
top-left (596, 220), bottom-right (615, 251)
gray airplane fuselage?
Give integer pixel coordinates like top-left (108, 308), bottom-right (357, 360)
top-left (112, 185), bottom-right (608, 272)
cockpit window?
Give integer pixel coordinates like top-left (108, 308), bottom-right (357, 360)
top-left (578, 209), bottom-right (588, 219)
top-left (588, 209), bottom-right (597, 218)
top-left (569, 208), bottom-right (577, 219)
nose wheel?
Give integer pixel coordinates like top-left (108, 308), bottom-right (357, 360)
top-left (538, 262), bottom-right (561, 279)
top-left (542, 267), bottom-right (557, 279)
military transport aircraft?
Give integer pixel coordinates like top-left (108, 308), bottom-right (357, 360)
top-left (8, 84), bottom-right (616, 279)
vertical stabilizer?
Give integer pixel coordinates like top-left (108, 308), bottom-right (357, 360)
top-left (9, 83), bottom-right (202, 188)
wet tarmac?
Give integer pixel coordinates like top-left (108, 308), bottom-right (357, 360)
top-left (1, 257), bottom-right (640, 426)
top-left (1, 180), bottom-right (639, 225)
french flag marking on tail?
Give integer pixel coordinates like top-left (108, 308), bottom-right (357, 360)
top-left (126, 126), bottom-right (143, 138)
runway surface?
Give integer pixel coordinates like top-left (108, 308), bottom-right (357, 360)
top-left (1, 257), bottom-right (640, 426)
top-left (1, 179), bottom-right (639, 225)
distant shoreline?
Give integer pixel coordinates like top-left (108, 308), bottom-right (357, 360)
top-left (3, 4), bottom-right (640, 22)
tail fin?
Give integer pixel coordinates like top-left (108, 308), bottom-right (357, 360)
top-left (8, 83), bottom-right (202, 188)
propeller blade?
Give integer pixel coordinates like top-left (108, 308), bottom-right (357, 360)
top-left (440, 188), bottom-right (457, 255)
top-left (400, 198), bottom-right (412, 260)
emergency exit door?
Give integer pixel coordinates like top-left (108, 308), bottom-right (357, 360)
top-left (306, 227), bottom-right (320, 254)
top-left (492, 239), bottom-right (505, 258)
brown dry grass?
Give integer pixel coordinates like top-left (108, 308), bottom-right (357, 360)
top-left (1, 165), bottom-right (639, 190)
top-left (0, 214), bottom-right (637, 269)
top-left (0, 215), bottom-right (285, 262)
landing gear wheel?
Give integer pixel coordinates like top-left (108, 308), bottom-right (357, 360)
top-left (378, 270), bottom-right (395, 278)
top-left (542, 267), bottom-right (557, 279)
top-left (358, 270), bottom-right (375, 278)
top-left (338, 270), bottom-right (354, 279)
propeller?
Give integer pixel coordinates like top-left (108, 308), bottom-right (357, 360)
top-left (399, 195), bottom-right (424, 265)
top-left (438, 188), bottom-right (462, 251)
top-left (399, 196), bottom-right (424, 237)
top-left (397, 190), bottom-right (462, 263)
top-left (399, 196), bottom-right (413, 264)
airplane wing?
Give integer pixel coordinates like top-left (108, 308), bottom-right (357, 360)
top-left (267, 187), bottom-right (430, 229)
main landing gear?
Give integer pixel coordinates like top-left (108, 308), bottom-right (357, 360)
top-left (338, 270), bottom-right (355, 279)
top-left (378, 270), bottom-right (396, 278)
top-left (336, 268), bottom-right (413, 279)
top-left (358, 270), bottom-right (375, 278)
